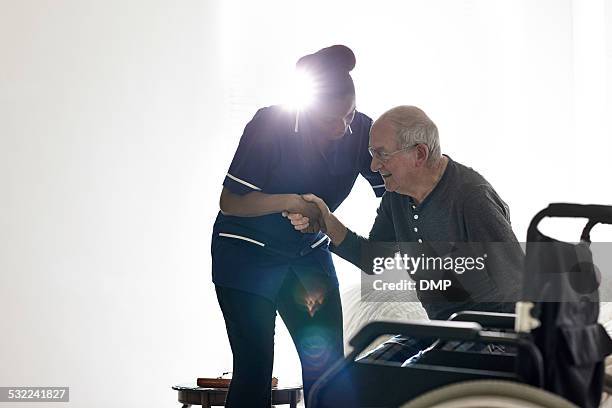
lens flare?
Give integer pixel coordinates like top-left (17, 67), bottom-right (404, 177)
top-left (299, 326), bottom-right (332, 370)
top-left (304, 293), bottom-right (325, 317)
top-left (288, 69), bottom-right (317, 111)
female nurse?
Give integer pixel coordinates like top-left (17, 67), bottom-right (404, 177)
top-left (212, 45), bottom-right (384, 407)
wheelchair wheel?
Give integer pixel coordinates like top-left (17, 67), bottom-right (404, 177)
top-left (400, 380), bottom-right (578, 408)
top-left (604, 354), bottom-right (612, 394)
top-left (603, 355), bottom-right (612, 407)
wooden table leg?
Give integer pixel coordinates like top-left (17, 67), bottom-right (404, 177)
top-left (200, 390), bottom-right (211, 408)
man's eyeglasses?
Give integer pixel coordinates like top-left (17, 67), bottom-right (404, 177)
top-left (368, 144), bottom-right (418, 163)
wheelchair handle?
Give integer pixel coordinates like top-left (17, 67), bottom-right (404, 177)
top-left (528, 203), bottom-right (612, 242)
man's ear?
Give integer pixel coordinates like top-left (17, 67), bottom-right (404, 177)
top-left (415, 144), bottom-right (429, 167)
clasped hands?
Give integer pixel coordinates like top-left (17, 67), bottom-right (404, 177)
top-left (282, 194), bottom-right (330, 234)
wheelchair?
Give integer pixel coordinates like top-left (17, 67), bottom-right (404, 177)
top-left (309, 204), bottom-right (612, 408)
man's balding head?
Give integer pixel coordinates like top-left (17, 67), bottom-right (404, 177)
top-left (372, 106), bottom-right (441, 166)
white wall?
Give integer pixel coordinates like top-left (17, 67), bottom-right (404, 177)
top-left (0, 1), bottom-right (610, 407)
top-left (1, 1), bottom-right (224, 407)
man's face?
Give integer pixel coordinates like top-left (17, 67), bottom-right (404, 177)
top-left (369, 120), bottom-right (415, 193)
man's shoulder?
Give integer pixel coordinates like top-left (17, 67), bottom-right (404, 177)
top-left (446, 159), bottom-right (509, 212)
top-left (452, 159), bottom-right (487, 184)
top-left (449, 159), bottom-right (497, 198)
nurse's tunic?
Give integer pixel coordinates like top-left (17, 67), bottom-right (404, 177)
top-left (212, 105), bottom-right (384, 301)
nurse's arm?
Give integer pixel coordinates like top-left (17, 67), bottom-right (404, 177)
top-left (219, 187), bottom-right (322, 221)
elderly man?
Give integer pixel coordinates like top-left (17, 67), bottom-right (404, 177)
top-left (285, 105), bottom-right (522, 363)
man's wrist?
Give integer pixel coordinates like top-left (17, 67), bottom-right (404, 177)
top-left (324, 213), bottom-right (348, 246)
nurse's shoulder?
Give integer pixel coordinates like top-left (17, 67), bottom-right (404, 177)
top-left (352, 110), bottom-right (374, 136)
top-left (348, 110), bottom-right (375, 154)
top-left (242, 105), bottom-right (294, 142)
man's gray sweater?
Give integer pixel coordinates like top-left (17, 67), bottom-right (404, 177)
top-left (332, 156), bottom-right (523, 320)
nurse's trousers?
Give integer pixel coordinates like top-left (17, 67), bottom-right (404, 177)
top-left (215, 269), bottom-right (344, 408)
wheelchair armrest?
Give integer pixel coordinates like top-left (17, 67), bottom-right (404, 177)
top-left (448, 311), bottom-right (516, 330)
top-left (348, 320), bottom-right (482, 355)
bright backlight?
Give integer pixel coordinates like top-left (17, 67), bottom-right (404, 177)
top-left (288, 69), bottom-right (317, 110)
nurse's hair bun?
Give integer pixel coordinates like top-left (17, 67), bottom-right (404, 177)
top-left (296, 45), bottom-right (356, 74)
top-left (296, 45), bottom-right (356, 99)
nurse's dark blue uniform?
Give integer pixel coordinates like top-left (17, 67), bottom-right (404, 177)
top-left (211, 105), bottom-right (383, 407)
top-left (212, 105), bottom-right (384, 300)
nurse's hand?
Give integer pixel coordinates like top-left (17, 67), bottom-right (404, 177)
top-left (283, 212), bottom-right (319, 233)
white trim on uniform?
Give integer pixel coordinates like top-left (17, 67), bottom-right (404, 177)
top-left (226, 173), bottom-right (262, 191)
top-left (311, 235), bottom-right (330, 249)
top-left (372, 184), bottom-right (385, 189)
top-left (218, 233), bottom-right (265, 247)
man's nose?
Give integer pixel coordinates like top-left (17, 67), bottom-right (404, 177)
top-left (370, 156), bottom-right (382, 172)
